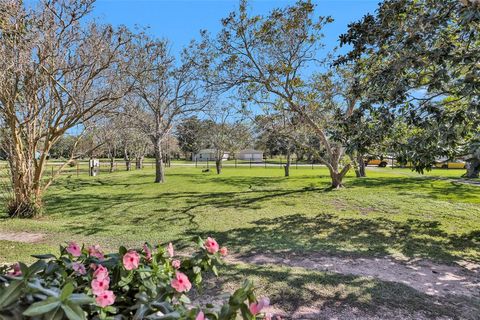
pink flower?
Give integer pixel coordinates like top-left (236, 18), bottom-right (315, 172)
top-left (196, 311), bottom-right (205, 320)
top-left (95, 290), bottom-right (115, 307)
top-left (167, 242), bottom-right (174, 257)
top-left (172, 259), bottom-right (181, 269)
top-left (204, 237), bottom-right (219, 254)
top-left (7, 263), bottom-right (21, 277)
top-left (91, 277), bottom-right (110, 295)
top-left (170, 271), bottom-right (192, 292)
top-left (66, 242), bottom-right (81, 257)
top-left (90, 263), bottom-right (97, 271)
top-left (123, 250), bottom-right (140, 270)
top-left (93, 265), bottom-right (109, 280)
top-left (143, 243), bottom-right (152, 261)
top-left (88, 245), bottom-right (104, 260)
top-left (219, 247), bottom-right (228, 256)
top-left (72, 262), bottom-right (86, 275)
top-left (265, 313), bottom-right (273, 320)
top-left (249, 297), bottom-right (270, 315)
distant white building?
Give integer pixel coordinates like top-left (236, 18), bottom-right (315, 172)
top-left (193, 149), bottom-right (229, 161)
top-left (237, 149), bottom-right (264, 162)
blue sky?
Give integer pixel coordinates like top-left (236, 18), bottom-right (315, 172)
top-left (92, 0), bottom-right (379, 55)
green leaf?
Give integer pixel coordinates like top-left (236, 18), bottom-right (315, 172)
top-left (23, 298), bottom-right (60, 316)
top-left (31, 254), bottom-right (56, 260)
top-left (119, 246), bottom-right (128, 255)
top-left (212, 265), bottom-right (218, 276)
top-left (61, 302), bottom-right (85, 320)
top-left (44, 306), bottom-right (64, 320)
top-left (178, 294), bottom-right (191, 304)
top-left (0, 280), bottom-right (24, 309)
top-left (69, 294), bottom-right (94, 305)
top-left (60, 283), bottom-right (74, 301)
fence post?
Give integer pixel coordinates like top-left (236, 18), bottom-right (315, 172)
top-left (235, 158), bottom-right (237, 168)
top-left (51, 165), bottom-right (54, 177)
top-left (312, 160), bottom-right (314, 169)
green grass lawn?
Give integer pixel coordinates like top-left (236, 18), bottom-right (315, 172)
top-left (1, 166), bottom-right (478, 263)
top-left (0, 166), bottom-right (479, 318)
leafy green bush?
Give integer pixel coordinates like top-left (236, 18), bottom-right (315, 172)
top-left (0, 237), bottom-right (272, 320)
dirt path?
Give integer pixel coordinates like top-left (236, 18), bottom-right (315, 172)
top-left (0, 231), bottom-right (45, 243)
top-left (227, 253), bottom-right (480, 319)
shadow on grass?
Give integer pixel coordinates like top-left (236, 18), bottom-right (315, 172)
top-left (187, 213), bottom-right (480, 263)
top-left (348, 176), bottom-right (478, 202)
top-left (45, 172), bottom-right (480, 263)
top-left (207, 263), bottom-right (480, 319)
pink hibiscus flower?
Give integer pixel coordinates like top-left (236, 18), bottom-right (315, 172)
top-left (219, 246), bottom-right (228, 256)
top-left (143, 243), bottom-right (152, 261)
top-left (196, 311), bottom-right (205, 320)
top-left (91, 277), bottom-right (110, 295)
top-left (171, 271), bottom-right (192, 292)
top-left (66, 242), bottom-right (81, 257)
top-left (204, 237), bottom-right (219, 254)
top-left (249, 297), bottom-right (270, 315)
top-left (72, 262), bottom-right (86, 275)
top-left (123, 250), bottom-right (140, 270)
top-left (167, 242), bottom-right (174, 257)
top-left (8, 263), bottom-right (21, 277)
top-left (93, 264), bottom-right (109, 280)
top-left (95, 290), bottom-right (115, 307)
top-left (172, 259), bottom-right (181, 269)
top-left (88, 245), bottom-right (104, 260)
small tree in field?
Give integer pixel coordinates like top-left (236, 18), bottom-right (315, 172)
top-left (126, 35), bottom-right (209, 183)
top-left (0, 0), bottom-right (132, 217)
top-left (205, 105), bottom-right (252, 174)
top-left (195, 0), bottom-right (368, 188)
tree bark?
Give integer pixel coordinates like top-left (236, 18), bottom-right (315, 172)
top-left (154, 140), bottom-right (165, 183)
top-left (326, 163), bottom-right (351, 189)
top-left (465, 158), bottom-right (480, 178)
top-left (357, 154), bottom-right (366, 177)
top-left (135, 156), bottom-right (144, 169)
top-left (284, 151), bottom-right (291, 177)
top-left (109, 156), bottom-right (115, 173)
top-left (215, 159), bottom-right (222, 174)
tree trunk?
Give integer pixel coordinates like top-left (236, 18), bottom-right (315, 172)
top-left (154, 140), bottom-right (165, 183)
top-left (284, 151), bottom-right (291, 177)
top-left (215, 159), bottom-right (222, 174)
top-left (5, 131), bottom-right (43, 217)
top-left (109, 156), bottom-right (115, 173)
top-left (326, 162), bottom-right (351, 189)
top-left (357, 154), bottom-right (366, 177)
top-left (464, 158), bottom-right (480, 178)
top-left (135, 156), bottom-right (144, 170)
top-left (125, 157), bottom-right (131, 171)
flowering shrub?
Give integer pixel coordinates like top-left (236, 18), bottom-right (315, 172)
top-left (0, 237), bottom-right (272, 320)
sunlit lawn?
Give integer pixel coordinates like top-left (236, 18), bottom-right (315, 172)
top-left (1, 165), bottom-right (478, 263)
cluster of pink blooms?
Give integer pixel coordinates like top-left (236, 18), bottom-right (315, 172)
top-left (91, 264), bottom-right (115, 307)
top-left (63, 238), bottom-right (232, 314)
